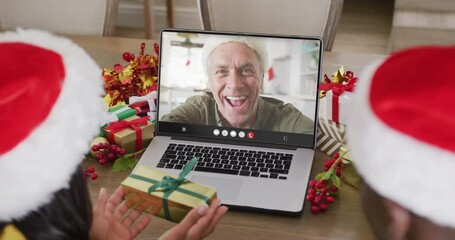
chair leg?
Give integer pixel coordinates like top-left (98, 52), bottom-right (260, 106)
top-left (144, 0), bottom-right (155, 39)
top-left (166, 0), bottom-right (174, 28)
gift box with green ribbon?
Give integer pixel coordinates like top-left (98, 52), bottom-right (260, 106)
top-left (103, 115), bottom-right (155, 154)
top-left (121, 158), bottom-right (217, 223)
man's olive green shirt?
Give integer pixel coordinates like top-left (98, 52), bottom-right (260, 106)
top-left (161, 92), bottom-right (314, 134)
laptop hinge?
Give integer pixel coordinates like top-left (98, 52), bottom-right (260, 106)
top-left (170, 136), bottom-right (299, 150)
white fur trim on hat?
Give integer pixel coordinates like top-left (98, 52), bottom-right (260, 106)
top-left (0, 29), bottom-right (104, 221)
top-left (347, 52), bottom-right (455, 228)
top-left (201, 35), bottom-right (269, 75)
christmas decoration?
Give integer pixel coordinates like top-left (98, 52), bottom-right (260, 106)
top-left (307, 152), bottom-right (348, 214)
top-left (103, 43), bottom-right (159, 107)
top-left (121, 158), bottom-right (217, 223)
top-left (319, 66), bottom-right (357, 99)
top-left (318, 66), bottom-right (358, 124)
top-left (83, 166), bottom-right (98, 180)
top-left (90, 140), bottom-right (127, 165)
top-left (89, 137), bottom-right (110, 157)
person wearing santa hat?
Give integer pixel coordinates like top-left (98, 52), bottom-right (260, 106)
top-left (0, 29), bottom-right (227, 240)
top-left (347, 46), bottom-right (455, 239)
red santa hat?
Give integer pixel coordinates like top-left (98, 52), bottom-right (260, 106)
top-left (347, 46), bottom-right (455, 227)
top-left (0, 29), bottom-right (104, 221)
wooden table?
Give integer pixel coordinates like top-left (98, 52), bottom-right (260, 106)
top-left (69, 35), bottom-right (385, 240)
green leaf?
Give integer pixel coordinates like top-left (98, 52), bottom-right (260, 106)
top-left (315, 172), bottom-right (325, 181)
top-left (128, 157), bottom-right (139, 170)
top-left (341, 159), bottom-right (351, 165)
top-left (113, 155), bottom-right (136, 172)
top-left (331, 174), bottom-right (342, 189)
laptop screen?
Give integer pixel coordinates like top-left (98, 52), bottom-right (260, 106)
top-left (157, 29), bottom-right (322, 148)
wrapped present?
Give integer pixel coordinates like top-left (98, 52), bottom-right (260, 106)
top-left (102, 105), bottom-right (137, 126)
top-left (319, 66), bottom-right (357, 125)
top-left (129, 91), bottom-right (157, 123)
top-left (121, 158), bottom-right (217, 223)
top-left (339, 146), bottom-right (361, 189)
top-left (319, 90), bottom-right (354, 125)
top-left (316, 118), bottom-right (346, 155)
top-left (103, 115), bottom-right (155, 154)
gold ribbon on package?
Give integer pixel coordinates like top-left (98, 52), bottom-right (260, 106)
top-left (122, 157), bottom-right (216, 222)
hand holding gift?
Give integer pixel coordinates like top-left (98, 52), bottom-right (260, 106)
top-left (121, 157), bottom-right (226, 223)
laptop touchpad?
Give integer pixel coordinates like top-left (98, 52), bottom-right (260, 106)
top-left (191, 176), bottom-right (242, 201)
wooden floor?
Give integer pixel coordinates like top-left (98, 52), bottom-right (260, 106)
top-left (114, 0), bottom-right (395, 54)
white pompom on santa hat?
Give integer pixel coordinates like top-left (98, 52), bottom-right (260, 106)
top-left (347, 46), bottom-right (455, 227)
top-left (0, 29), bottom-right (104, 221)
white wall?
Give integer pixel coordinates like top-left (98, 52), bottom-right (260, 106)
top-left (117, 0), bottom-right (202, 30)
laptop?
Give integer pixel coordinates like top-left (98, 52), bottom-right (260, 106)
top-left (136, 29), bottom-right (322, 215)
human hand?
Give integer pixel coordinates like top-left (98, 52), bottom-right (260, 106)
top-left (90, 187), bottom-right (151, 240)
top-left (158, 199), bottom-right (228, 240)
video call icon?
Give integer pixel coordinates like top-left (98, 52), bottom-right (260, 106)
top-left (238, 131), bottom-right (245, 138)
top-left (213, 129), bottom-right (220, 136)
top-left (230, 130), bottom-right (236, 137)
top-left (247, 132), bottom-right (254, 139)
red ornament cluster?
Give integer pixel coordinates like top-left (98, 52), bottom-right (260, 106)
top-left (83, 166), bottom-right (98, 180)
top-left (91, 142), bottom-right (126, 165)
top-left (307, 152), bottom-right (346, 214)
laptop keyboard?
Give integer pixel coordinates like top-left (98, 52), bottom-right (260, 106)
top-left (156, 143), bottom-right (293, 180)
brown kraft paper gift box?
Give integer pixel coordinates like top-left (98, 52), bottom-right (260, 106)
top-left (103, 115), bottom-right (155, 153)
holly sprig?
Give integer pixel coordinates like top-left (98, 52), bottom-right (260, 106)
top-left (307, 151), bottom-right (349, 214)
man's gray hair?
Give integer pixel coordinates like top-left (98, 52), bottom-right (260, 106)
top-left (201, 36), bottom-right (268, 74)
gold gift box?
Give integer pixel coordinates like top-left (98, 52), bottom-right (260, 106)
top-left (103, 115), bottom-right (155, 154)
top-left (121, 165), bottom-right (217, 223)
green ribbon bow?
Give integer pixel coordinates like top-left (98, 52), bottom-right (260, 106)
top-left (130, 157), bottom-right (209, 221)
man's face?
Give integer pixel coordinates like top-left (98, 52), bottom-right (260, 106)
top-left (207, 42), bottom-right (263, 128)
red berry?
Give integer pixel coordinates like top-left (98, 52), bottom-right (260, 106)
top-left (311, 205), bottom-right (320, 214)
top-left (91, 145), bottom-right (99, 151)
top-left (96, 152), bottom-right (103, 160)
top-left (306, 194), bottom-right (315, 202)
top-left (319, 203), bottom-right (328, 212)
top-left (87, 167), bottom-right (95, 173)
top-left (123, 52), bottom-right (134, 62)
top-left (336, 168), bottom-right (342, 176)
top-left (327, 196), bottom-right (335, 203)
top-left (107, 153), bottom-right (114, 159)
top-left (316, 182), bottom-right (325, 189)
top-left (90, 173), bottom-right (98, 180)
top-left (110, 145), bottom-right (117, 150)
top-left (309, 180), bottom-right (317, 187)
top-left (314, 196), bottom-right (322, 204)
top-left (103, 142), bottom-right (110, 148)
top-left (333, 152), bottom-right (340, 159)
top-left (308, 188), bottom-right (316, 195)
top-left (321, 180), bottom-right (328, 186)
top-left (320, 187), bottom-right (328, 194)
top-left (99, 158), bottom-right (107, 165)
top-left (330, 185), bottom-right (339, 193)
top-left (119, 149), bottom-right (126, 155)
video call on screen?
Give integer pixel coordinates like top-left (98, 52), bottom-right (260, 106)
top-left (157, 30), bottom-right (322, 148)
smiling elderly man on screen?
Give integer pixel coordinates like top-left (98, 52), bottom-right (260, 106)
top-left (161, 36), bottom-right (314, 134)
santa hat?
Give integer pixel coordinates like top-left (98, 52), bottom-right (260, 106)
top-left (201, 35), bottom-right (268, 74)
top-left (0, 29), bottom-right (104, 221)
top-left (347, 46), bottom-right (455, 227)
